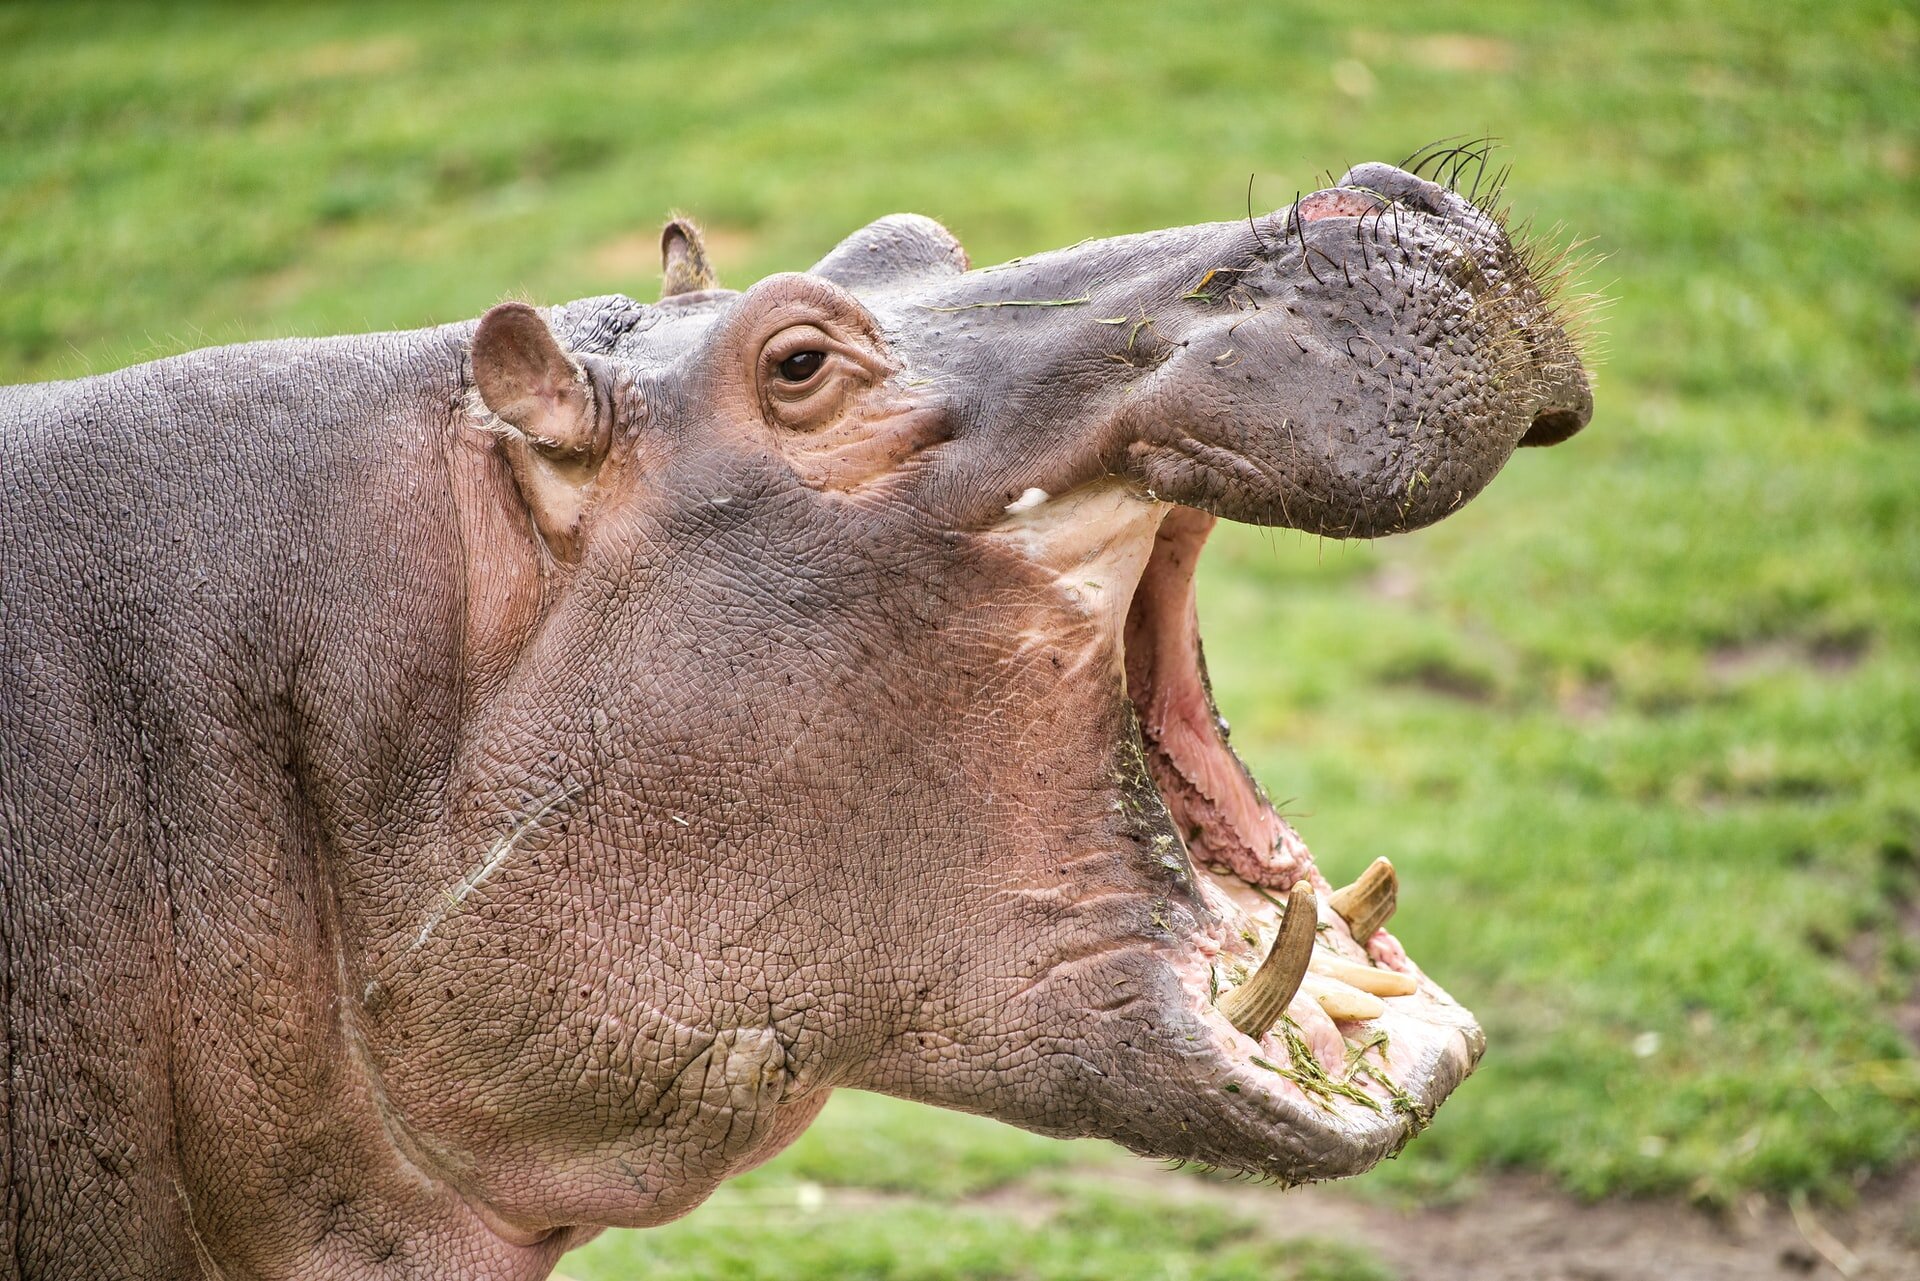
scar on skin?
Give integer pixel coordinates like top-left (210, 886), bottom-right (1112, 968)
top-left (411, 784), bottom-right (581, 950)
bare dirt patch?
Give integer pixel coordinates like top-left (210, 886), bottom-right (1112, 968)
top-left (1554, 672), bottom-right (1616, 722)
top-left (1366, 564), bottom-right (1421, 604)
top-left (1404, 35), bottom-right (1516, 74)
top-left (1377, 655), bottom-right (1498, 704)
top-left (1344, 33), bottom-right (1515, 75)
top-left (1896, 897), bottom-right (1920, 1053)
top-left (1105, 1164), bottom-right (1920, 1280)
top-left (1706, 632), bottom-right (1871, 682)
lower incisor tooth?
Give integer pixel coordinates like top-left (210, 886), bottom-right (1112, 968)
top-left (1310, 950), bottom-right (1418, 997)
top-left (1303, 975), bottom-right (1388, 1022)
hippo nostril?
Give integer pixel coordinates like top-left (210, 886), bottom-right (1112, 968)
top-left (1519, 407), bottom-right (1586, 448)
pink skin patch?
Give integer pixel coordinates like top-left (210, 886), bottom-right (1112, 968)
top-left (1294, 188), bottom-right (1386, 222)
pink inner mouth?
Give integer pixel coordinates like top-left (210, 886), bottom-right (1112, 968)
top-left (1125, 507), bottom-right (1321, 897)
top-left (1121, 504), bottom-right (1482, 1127)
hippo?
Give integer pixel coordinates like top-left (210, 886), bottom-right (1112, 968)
top-left (0, 157), bottom-right (1590, 1278)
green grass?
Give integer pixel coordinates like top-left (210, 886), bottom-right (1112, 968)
top-left (563, 1093), bottom-right (1389, 1281)
top-left (4, 1), bottom-right (1916, 1276)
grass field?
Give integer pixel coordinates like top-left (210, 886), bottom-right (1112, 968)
top-left (4, 1), bottom-right (1916, 1276)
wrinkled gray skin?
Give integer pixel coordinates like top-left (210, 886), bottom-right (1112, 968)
top-left (0, 163), bottom-right (1589, 1278)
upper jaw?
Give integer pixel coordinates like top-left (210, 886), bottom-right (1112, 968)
top-left (1392, 178), bottom-right (1592, 447)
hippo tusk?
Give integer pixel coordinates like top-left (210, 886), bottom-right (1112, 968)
top-left (1217, 884), bottom-right (1317, 1042)
top-left (1328, 857), bottom-right (1397, 941)
top-left (1309, 948), bottom-right (1418, 998)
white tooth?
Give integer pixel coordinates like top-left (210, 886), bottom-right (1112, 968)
top-left (1309, 949), bottom-right (1418, 997)
top-left (1004, 486), bottom-right (1050, 514)
top-left (1302, 974), bottom-right (1387, 1022)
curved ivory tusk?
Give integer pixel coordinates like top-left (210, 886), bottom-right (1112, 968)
top-left (1217, 883), bottom-right (1317, 1042)
top-left (1329, 857), bottom-right (1397, 941)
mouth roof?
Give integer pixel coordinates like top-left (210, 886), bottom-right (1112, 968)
top-left (1121, 503), bottom-right (1484, 1169)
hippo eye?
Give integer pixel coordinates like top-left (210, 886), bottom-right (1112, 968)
top-left (776, 350), bottom-right (826, 383)
top-left (758, 319), bottom-right (887, 430)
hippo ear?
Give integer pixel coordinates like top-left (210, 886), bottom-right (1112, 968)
top-left (471, 302), bottom-right (612, 561)
top-left (660, 216), bottom-right (719, 298)
top-left (808, 214), bottom-right (969, 289)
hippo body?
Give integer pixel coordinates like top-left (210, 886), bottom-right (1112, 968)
top-left (0, 161), bottom-right (1590, 1278)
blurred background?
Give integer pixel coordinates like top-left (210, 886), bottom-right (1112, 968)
top-left (4, 2), bottom-right (1914, 1276)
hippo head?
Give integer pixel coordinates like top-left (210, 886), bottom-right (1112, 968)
top-left (400, 161), bottom-right (1590, 1233)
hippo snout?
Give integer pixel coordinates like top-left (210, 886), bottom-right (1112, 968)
top-left (1336, 161), bottom-right (1594, 448)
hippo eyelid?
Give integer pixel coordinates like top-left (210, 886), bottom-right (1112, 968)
top-left (759, 324), bottom-right (836, 393)
top-left (762, 323), bottom-right (830, 363)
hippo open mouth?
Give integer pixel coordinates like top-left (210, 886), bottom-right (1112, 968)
top-left (1124, 502), bottom-right (1482, 1172)
top-left (984, 475), bottom-right (1490, 1180)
